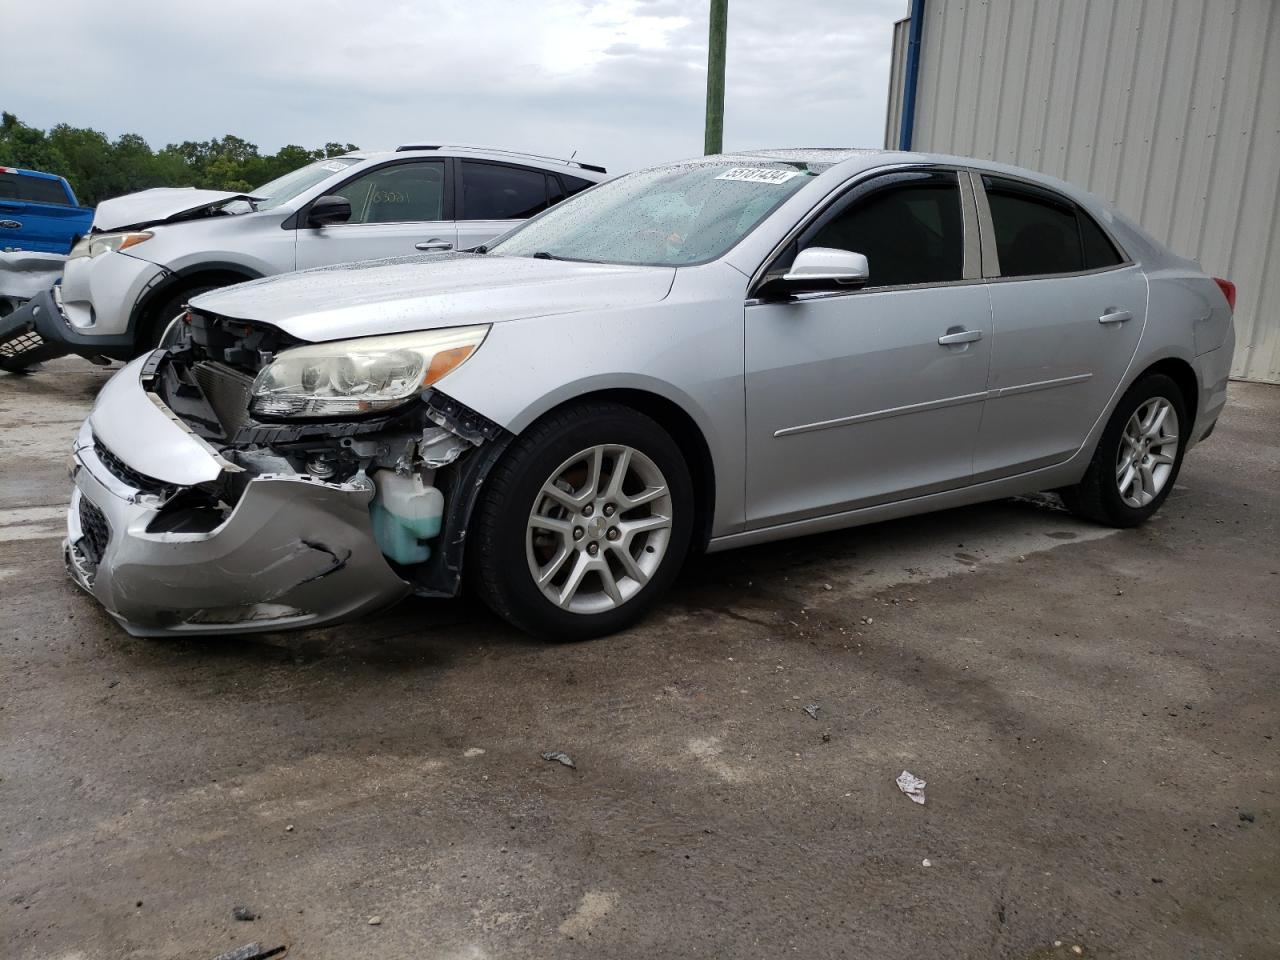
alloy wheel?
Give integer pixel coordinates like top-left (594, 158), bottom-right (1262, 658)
top-left (1116, 396), bottom-right (1179, 508)
top-left (526, 444), bottom-right (673, 614)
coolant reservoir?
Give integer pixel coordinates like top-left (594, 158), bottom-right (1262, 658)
top-left (369, 471), bottom-right (444, 565)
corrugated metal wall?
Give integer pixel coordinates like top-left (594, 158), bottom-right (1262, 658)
top-left (885, 0), bottom-right (1280, 383)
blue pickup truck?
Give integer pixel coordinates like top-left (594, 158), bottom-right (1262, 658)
top-left (0, 167), bottom-right (94, 254)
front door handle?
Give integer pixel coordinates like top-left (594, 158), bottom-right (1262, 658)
top-left (416, 239), bottom-right (453, 252)
top-left (938, 328), bottom-right (984, 345)
top-left (1098, 309), bottom-right (1133, 324)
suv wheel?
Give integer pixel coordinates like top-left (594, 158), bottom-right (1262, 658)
top-left (470, 402), bottom-right (693, 641)
top-left (1060, 372), bottom-right (1188, 527)
top-left (141, 285), bottom-right (220, 354)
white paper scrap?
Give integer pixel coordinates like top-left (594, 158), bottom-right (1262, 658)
top-left (896, 770), bottom-right (927, 804)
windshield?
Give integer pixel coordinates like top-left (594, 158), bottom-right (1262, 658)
top-left (253, 157), bottom-right (360, 211)
top-left (491, 161), bottom-right (825, 266)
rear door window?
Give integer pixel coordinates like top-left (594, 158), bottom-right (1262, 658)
top-left (0, 173), bottom-right (71, 206)
top-left (460, 161), bottom-right (550, 220)
top-left (983, 176), bottom-right (1125, 277)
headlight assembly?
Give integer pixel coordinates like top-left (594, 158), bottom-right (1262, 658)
top-left (249, 325), bottom-right (489, 419)
top-left (68, 231), bottom-right (153, 260)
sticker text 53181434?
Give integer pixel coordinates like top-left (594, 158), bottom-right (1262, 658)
top-left (714, 167), bottom-right (800, 185)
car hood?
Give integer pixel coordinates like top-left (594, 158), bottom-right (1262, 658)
top-left (91, 187), bottom-right (257, 232)
top-left (189, 253), bottom-right (677, 342)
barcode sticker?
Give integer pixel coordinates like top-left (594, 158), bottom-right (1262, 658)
top-left (715, 167), bottom-right (800, 185)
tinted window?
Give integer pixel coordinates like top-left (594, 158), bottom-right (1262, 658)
top-left (461, 162), bottom-right (549, 220)
top-left (333, 161), bottom-right (445, 224)
top-left (985, 176), bottom-right (1091, 277)
top-left (1079, 210), bottom-right (1124, 269)
top-left (0, 173), bottom-right (72, 206)
top-left (794, 171), bottom-right (964, 287)
top-left (561, 174), bottom-right (596, 197)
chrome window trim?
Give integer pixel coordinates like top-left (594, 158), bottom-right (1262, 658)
top-left (745, 163), bottom-right (979, 299)
top-left (971, 170), bottom-right (1135, 279)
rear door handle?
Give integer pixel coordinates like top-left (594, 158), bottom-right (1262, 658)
top-left (416, 239), bottom-right (453, 252)
top-left (1098, 309), bottom-right (1132, 324)
top-left (938, 328), bottom-right (984, 345)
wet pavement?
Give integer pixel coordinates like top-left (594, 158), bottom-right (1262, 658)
top-left (2, 359), bottom-right (1277, 959)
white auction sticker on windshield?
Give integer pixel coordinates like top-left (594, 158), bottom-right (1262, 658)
top-left (320, 161), bottom-right (349, 172)
top-left (715, 167), bottom-right (800, 185)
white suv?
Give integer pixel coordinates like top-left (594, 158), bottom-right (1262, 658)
top-left (1, 145), bottom-right (604, 368)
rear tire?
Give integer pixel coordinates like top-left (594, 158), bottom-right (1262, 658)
top-left (1060, 372), bottom-right (1188, 527)
top-left (469, 401), bottom-right (694, 641)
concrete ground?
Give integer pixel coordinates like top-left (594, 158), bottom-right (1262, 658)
top-left (1, 358), bottom-right (1277, 960)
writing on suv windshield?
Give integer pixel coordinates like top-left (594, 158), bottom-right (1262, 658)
top-left (491, 162), bottom-right (823, 267)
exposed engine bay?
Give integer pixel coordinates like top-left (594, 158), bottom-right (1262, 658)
top-left (142, 309), bottom-right (510, 597)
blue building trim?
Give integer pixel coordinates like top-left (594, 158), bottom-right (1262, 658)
top-left (898, 0), bottom-right (926, 151)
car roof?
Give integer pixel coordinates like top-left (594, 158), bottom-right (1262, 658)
top-left (341, 145), bottom-right (608, 179)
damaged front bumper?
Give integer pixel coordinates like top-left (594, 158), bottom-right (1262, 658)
top-left (63, 351), bottom-right (424, 636)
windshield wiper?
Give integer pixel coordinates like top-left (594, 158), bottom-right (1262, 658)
top-left (531, 251), bottom-right (562, 260)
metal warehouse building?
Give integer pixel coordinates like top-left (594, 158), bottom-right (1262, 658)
top-left (885, 0), bottom-right (1280, 383)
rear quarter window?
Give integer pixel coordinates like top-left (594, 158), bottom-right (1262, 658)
top-left (983, 175), bottom-right (1126, 277)
top-left (0, 173), bottom-right (72, 206)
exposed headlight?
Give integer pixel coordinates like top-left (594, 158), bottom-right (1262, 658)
top-left (250, 326), bottom-right (489, 419)
top-left (68, 231), bottom-right (153, 260)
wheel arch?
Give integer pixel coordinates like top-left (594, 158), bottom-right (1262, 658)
top-left (133, 262), bottom-right (264, 343)
top-left (1131, 355), bottom-right (1199, 427)
top-left (511, 387), bottom-right (717, 552)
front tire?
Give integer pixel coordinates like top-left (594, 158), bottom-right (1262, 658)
top-left (470, 402), bottom-right (694, 641)
top-left (1060, 372), bottom-right (1188, 527)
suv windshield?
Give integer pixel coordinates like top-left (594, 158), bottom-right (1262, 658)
top-left (491, 161), bottom-right (824, 266)
top-left (253, 157), bottom-right (360, 211)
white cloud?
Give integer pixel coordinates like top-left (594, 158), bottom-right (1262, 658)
top-left (0, 0), bottom-right (905, 173)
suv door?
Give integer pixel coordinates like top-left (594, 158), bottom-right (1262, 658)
top-left (744, 168), bottom-right (992, 528)
top-left (455, 160), bottom-right (560, 250)
top-left (294, 159), bottom-right (455, 269)
top-left (972, 174), bottom-right (1146, 478)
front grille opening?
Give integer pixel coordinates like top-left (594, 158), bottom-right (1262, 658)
top-left (78, 497), bottom-right (110, 564)
top-left (93, 438), bottom-right (170, 494)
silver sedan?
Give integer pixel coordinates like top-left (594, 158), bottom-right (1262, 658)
top-left (64, 149), bottom-right (1235, 640)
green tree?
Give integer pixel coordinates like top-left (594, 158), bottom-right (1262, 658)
top-left (0, 112), bottom-right (359, 206)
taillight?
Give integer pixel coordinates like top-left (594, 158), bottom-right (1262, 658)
top-left (1214, 277), bottom-right (1236, 312)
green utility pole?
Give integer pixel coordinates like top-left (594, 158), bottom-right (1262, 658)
top-left (704, 0), bottom-right (728, 155)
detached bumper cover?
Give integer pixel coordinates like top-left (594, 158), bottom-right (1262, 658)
top-left (64, 380), bottom-right (412, 636)
top-left (0, 286), bottom-right (143, 368)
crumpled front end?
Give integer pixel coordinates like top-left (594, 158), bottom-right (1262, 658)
top-left (65, 310), bottom-right (509, 636)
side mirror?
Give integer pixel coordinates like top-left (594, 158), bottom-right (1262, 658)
top-left (307, 194), bottom-right (352, 227)
top-left (758, 247), bottom-right (870, 298)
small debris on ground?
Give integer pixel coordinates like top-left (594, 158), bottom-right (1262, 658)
top-left (1239, 811), bottom-right (1255, 822)
top-left (367, 915), bottom-right (383, 925)
top-left (284, 824), bottom-right (294, 832)
top-left (803, 703), bottom-right (820, 719)
top-left (822, 583), bottom-right (833, 591)
top-left (463, 747), bottom-right (486, 758)
top-left (541, 751), bottom-right (576, 769)
top-left (921, 858), bottom-right (932, 867)
top-left (232, 906), bottom-right (257, 922)
top-left (896, 770), bottom-right (927, 805)
top-left (211, 945), bottom-right (287, 960)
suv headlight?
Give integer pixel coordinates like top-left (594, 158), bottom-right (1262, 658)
top-left (250, 326), bottom-right (489, 419)
top-left (68, 231), bottom-right (153, 260)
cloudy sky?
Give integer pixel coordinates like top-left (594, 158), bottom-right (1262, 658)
top-left (2, 0), bottom-right (905, 173)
